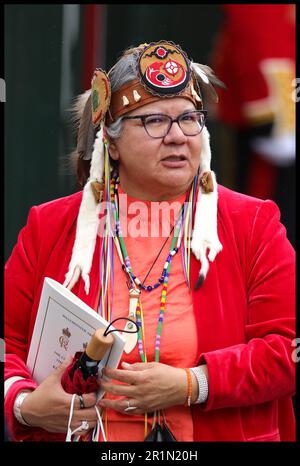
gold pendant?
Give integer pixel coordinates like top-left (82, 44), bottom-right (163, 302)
top-left (123, 287), bottom-right (140, 354)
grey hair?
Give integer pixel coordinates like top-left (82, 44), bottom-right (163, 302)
top-left (105, 117), bottom-right (123, 139)
top-left (105, 47), bottom-right (141, 139)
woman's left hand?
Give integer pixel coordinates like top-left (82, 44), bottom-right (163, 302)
top-left (98, 361), bottom-right (189, 414)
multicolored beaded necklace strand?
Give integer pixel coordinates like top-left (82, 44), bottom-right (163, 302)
top-left (110, 174), bottom-right (197, 437)
top-left (98, 142), bottom-right (199, 438)
top-left (112, 181), bottom-right (184, 363)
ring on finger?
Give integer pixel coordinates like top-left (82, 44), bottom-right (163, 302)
top-left (79, 420), bottom-right (89, 431)
top-left (124, 399), bottom-right (138, 412)
top-left (78, 394), bottom-right (85, 410)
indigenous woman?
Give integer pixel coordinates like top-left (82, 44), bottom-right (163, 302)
top-left (4, 41), bottom-right (295, 442)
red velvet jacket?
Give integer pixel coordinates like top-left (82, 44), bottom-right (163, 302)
top-left (4, 185), bottom-right (295, 441)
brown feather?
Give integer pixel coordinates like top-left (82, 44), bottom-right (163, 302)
top-left (192, 62), bottom-right (226, 104)
top-left (69, 90), bottom-right (90, 126)
top-left (196, 64), bottom-right (226, 89)
top-left (76, 93), bottom-right (96, 161)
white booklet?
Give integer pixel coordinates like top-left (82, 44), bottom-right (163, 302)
top-left (26, 277), bottom-right (126, 400)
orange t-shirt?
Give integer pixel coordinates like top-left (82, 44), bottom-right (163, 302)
top-left (101, 187), bottom-right (198, 441)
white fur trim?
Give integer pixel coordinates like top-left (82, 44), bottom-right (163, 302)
top-left (191, 127), bottom-right (222, 283)
top-left (64, 182), bottom-right (101, 294)
top-left (64, 127), bottom-right (104, 294)
top-left (191, 171), bottom-right (222, 279)
top-left (90, 126), bottom-right (104, 180)
top-left (199, 126), bottom-right (211, 172)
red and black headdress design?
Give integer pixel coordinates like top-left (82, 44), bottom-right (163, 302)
top-left (138, 41), bottom-right (191, 96)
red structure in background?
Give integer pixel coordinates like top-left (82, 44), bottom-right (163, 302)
top-left (81, 4), bottom-right (106, 92)
top-left (212, 4), bottom-right (295, 200)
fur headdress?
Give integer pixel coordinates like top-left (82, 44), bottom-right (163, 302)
top-left (64, 40), bottom-right (225, 293)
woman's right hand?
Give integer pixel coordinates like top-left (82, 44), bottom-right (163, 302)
top-left (20, 356), bottom-right (98, 434)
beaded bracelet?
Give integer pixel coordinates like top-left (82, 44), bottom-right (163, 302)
top-left (184, 368), bottom-right (192, 407)
top-left (13, 391), bottom-right (32, 426)
top-left (190, 366), bottom-right (209, 404)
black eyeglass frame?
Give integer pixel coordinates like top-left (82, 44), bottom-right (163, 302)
top-left (122, 110), bottom-right (208, 138)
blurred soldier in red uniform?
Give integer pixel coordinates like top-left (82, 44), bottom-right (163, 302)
top-left (211, 4), bottom-right (295, 245)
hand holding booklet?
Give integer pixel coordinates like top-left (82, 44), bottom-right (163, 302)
top-left (26, 277), bottom-right (126, 401)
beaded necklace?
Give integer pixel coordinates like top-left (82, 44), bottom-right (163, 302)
top-left (98, 142), bottom-right (198, 438)
top-left (110, 176), bottom-right (196, 439)
top-left (112, 177), bottom-right (185, 362)
top-left (111, 175), bottom-right (197, 364)
top-left (114, 182), bottom-right (179, 294)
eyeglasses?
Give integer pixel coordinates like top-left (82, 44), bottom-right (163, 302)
top-left (122, 110), bottom-right (207, 138)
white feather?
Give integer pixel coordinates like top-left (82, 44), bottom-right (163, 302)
top-left (70, 90), bottom-right (91, 125)
top-left (191, 62), bottom-right (210, 84)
